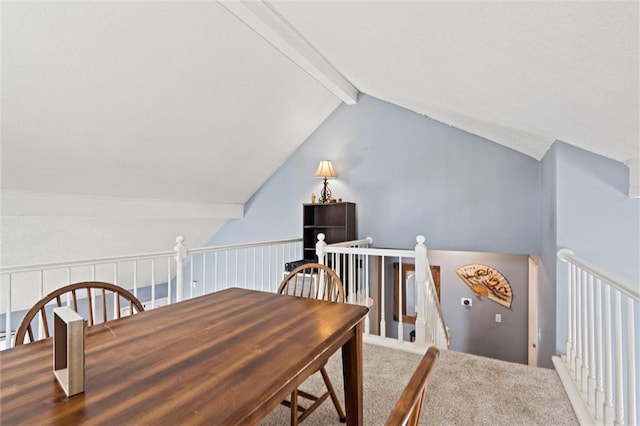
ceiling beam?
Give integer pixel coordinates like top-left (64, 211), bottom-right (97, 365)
top-left (218, 0), bottom-right (359, 105)
top-left (2, 191), bottom-right (244, 219)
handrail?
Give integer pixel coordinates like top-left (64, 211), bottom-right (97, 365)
top-left (0, 250), bottom-right (175, 274)
top-left (187, 237), bottom-right (302, 255)
top-left (557, 248), bottom-right (639, 301)
top-left (0, 237), bottom-right (303, 274)
top-left (327, 237), bottom-right (373, 248)
top-left (325, 245), bottom-right (415, 258)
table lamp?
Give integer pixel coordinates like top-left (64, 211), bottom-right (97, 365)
top-left (314, 160), bottom-right (337, 203)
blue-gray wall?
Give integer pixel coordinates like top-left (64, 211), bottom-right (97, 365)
top-left (213, 95), bottom-right (541, 254)
top-left (549, 142), bottom-right (640, 356)
top-left (539, 144), bottom-right (558, 367)
top-left (211, 95), bottom-right (541, 364)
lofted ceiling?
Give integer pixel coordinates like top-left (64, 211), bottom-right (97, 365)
top-left (1, 1), bottom-right (638, 265)
top-left (271, 1), bottom-right (638, 163)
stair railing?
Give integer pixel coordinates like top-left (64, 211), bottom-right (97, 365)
top-left (316, 234), bottom-right (449, 351)
top-left (555, 248), bottom-right (638, 426)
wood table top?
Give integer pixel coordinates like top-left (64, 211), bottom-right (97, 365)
top-left (1, 288), bottom-right (369, 425)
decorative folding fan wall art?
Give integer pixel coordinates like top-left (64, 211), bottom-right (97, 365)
top-left (455, 264), bottom-right (513, 308)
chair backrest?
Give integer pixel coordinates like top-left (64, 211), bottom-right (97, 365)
top-left (277, 263), bottom-right (344, 302)
top-left (14, 281), bottom-right (145, 346)
top-left (385, 346), bottom-right (440, 426)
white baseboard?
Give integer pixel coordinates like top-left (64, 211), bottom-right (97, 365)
top-left (552, 356), bottom-right (596, 425)
top-left (363, 334), bottom-right (429, 355)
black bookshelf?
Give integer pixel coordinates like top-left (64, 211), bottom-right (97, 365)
top-left (302, 202), bottom-right (356, 261)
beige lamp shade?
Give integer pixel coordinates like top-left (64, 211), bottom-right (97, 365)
top-left (314, 160), bottom-right (337, 178)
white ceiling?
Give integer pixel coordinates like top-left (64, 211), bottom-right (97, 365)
top-left (1, 1), bottom-right (340, 205)
top-left (1, 1), bottom-right (638, 265)
top-left (272, 1), bottom-right (639, 162)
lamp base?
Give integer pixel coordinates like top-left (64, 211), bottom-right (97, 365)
top-left (319, 178), bottom-right (332, 203)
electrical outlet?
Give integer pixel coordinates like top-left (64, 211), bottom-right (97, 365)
top-left (495, 313), bottom-right (502, 323)
top-left (461, 298), bottom-right (472, 307)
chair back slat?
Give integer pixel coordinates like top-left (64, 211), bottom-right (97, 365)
top-left (86, 288), bottom-right (94, 326)
top-left (14, 281), bottom-right (144, 347)
top-left (116, 293), bottom-right (122, 319)
top-left (101, 288), bottom-right (108, 323)
top-left (278, 263), bottom-right (344, 303)
top-left (40, 306), bottom-right (50, 339)
top-left (71, 289), bottom-right (78, 311)
top-left (385, 346), bottom-right (440, 426)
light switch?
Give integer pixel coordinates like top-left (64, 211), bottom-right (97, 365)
top-left (495, 313), bottom-right (502, 323)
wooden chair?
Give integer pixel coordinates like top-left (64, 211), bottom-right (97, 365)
top-left (385, 346), bottom-right (440, 426)
top-left (277, 263), bottom-right (346, 424)
top-left (14, 281), bottom-right (145, 346)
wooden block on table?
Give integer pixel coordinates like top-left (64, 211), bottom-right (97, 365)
top-left (53, 306), bottom-right (85, 397)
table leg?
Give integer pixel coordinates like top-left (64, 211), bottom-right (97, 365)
top-left (342, 321), bottom-right (364, 426)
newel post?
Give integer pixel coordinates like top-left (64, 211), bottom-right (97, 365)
top-left (316, 233), bottom-right (327, 265)
top-left (414, 235), bottom-right (428, 348)
top-left (174, 236), bottom-right (187, 302)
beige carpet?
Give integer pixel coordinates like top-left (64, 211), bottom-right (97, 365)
top-left (261, 344), bottom-right (578, 425)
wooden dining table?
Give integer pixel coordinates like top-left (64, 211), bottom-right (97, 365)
top-left (0, 287), bottom-right (369, 425)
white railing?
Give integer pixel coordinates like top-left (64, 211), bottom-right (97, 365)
top-left (0, 237), bottom-right (303, 349)
top-left (1, 232), bottom-right (449, 354)
top-left (316, 234), bottom-right (449, 353)
top-left (554, 248), bottom-right (639, 426)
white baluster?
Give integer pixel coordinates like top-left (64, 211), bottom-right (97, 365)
top-left (571, 264), bottom-right (578, 375)
top-left (235, 250), bottom-right (238, 289)
top-left (397, 259), bottom-right (403, 342)
top-left (252, 248), bottom-right (257, 291)
top-left (259, 248), bottom-right (263, 291)
top-left (364, 252), bottom-right (370, 335)
top-left (614, 290), bottom-right (624, 426)
top-left (167, 258), bottom-right (172, 303)
top-left (174, 236), bottom-right (186, 302)
top-left (604, 284), bottom-right (614, 425)
top-left (225, 251), bottom-right (229, 290)
top-left (582, 270), bottom-right (589, 395)
top-left (350, 253), bottom-right (355, 304)
top-left (567, 261), bottom-right (573, 367)
top-left (576, 267), bottom-right (583, 384)
top-left (595, 278), bottom-right (605, 423)
top-left (151, 259), bottom-right (156, 308)
top-left (414, 236), bottom-right (427, 348)
top-left (190, 255), bottom-right (194, 299)
top-left (316, 233), bottom-right (326, 265)
top-left (627, 298), bottom-right (636, 426)
top-left (5, 275), bottom-right (12, 348)
top-left (380, 256), bottom-right (386, 338)
top-left (203, 253), bottom-right (208, 295)
top-left (212, 252), bottom-right (218, 292)
top-left (132, 262), bottom-right (138, 298)
top-left (588, 274), bottom-right (597, 409)
top-left (244, 248), bottom-right (248, 290)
